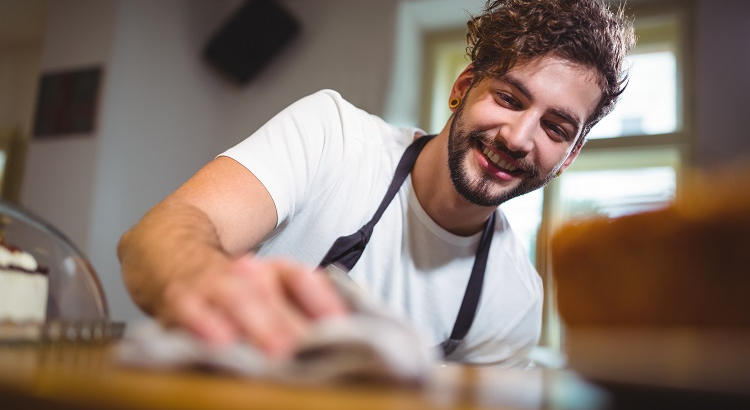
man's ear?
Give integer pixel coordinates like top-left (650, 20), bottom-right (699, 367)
top-left (450, 65), bottom-right (476, 103)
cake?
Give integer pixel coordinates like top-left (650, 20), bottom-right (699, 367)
top-left (0, 239), bottom-right (48, 323)
top-left (550, 165), bottom-right (750, 327)
top-left (549, 164), bottom-right (750, 394)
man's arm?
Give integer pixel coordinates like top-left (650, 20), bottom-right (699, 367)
top-left (117, 156), bottom-right (347, 357)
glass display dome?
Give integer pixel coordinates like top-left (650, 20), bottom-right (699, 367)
top-left (0, 200), bottom-right (122, 342)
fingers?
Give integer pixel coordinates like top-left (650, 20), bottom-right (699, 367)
top-left (161, 285), bottom-right (238, 346)
top-left (276, 261), bottom-right (349, 319)
top-left (207, 271), bottom-right (310, 357)
top-left (226, 257), bottom-right (347, 356)
top-left (233, 256), bottom-right (348, 319)
top-left (159, 255), bottom-right (349, 359)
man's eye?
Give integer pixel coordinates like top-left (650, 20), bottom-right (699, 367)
top-left (496, 92), bottom-right (520, 109)
top-left (545, 122), bottom-right (569, 141)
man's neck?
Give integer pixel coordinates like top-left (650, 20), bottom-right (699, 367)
top-left (411, 128), bottom-right (496, 237)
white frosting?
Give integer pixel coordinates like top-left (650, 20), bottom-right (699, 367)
top-left (0, 244), bottom-right (38, 271)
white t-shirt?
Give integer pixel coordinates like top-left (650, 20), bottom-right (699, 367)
top-left (221, 89), bottom-right (542, 365)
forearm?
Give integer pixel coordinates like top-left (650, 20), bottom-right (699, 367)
top-left (117, 200), bottom-right (230, 315)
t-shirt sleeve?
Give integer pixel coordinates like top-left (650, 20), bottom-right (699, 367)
top-left (219, 89), bottom-right (348, 227)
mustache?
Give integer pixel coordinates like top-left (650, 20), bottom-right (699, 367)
top-left (467, 131), bottom-right (538, 175)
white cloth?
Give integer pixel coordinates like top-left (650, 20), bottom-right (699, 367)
top-left (221, 89), bottom-right (543, 365)
top-left (117, 265), bottom-right (436, 384)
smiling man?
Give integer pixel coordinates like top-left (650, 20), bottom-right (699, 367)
top-left (118, 0), bottom-right (634, 365)
top-left (445, 58), bottom-right (601, 209)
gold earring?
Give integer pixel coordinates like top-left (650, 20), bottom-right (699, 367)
top-left (555, 169), bottom-right (563, 178)
top-left (449, 97), bottom-right (461, 109)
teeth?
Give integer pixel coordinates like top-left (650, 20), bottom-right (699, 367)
top-left (482, 147), bottom-right (518, 171)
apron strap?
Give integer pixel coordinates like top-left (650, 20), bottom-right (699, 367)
top-left (317, 133), bottom-right (495, 359)
top-left (318, 135), bottom-right (435, 270)
top-left (440, 211), bottom-right (495, 357)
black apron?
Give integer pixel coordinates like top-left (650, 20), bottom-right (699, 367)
top-left (318, 134), bottom-right (495, 357)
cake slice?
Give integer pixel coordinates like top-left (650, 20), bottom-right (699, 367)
top-left (0, 240), bottom-right (48, 323)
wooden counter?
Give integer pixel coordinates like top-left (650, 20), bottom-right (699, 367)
top-left (0, 344), bottom-right (604, 410)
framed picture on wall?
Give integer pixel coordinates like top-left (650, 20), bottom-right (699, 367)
top-left (32, 66), bottom-right (102, 138)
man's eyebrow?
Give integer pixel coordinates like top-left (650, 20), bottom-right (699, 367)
top-left (500, 74), bottom-right (582, 136)
top-left (549, 108), bottom-right (581, 135)
top-left (501, 74), bottom-right (533, 102)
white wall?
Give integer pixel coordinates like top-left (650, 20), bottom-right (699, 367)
top-left (216, 0), bottom-right (399, 149)
top-left (21, 0), bottom-right (115, 261)
top-left (84, 0), bottom-right (244, 320)
top-left (693, 0), bottom-right (750, 167)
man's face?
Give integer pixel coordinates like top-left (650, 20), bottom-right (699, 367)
top-left (448, 55), bottom-right (602, 206)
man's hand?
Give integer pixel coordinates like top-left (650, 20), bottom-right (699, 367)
top-left (158, 255), bottom-right (348, 358)
top-left (118, 158), bottom-right (347, 358)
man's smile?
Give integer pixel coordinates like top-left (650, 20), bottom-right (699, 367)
top-left (480, 144), bottom-right (519, 172)
top-left (472, 140), bottom-right (527, 181)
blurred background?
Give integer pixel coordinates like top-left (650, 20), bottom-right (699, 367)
top-left (0, 0), bottom-right (748, 347)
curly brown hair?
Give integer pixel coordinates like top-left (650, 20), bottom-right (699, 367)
top-left (466, 0), bottom-right (635, 140)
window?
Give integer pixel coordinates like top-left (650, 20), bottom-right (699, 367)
top-left (421, 3), bottom-right (692, 353)
top-left (588, 13), bottom-right (682, 139)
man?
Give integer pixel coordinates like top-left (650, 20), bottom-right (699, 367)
top-left (118, 0), bottom-right (633, 365)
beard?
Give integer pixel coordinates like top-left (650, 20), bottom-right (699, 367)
top-left (447, 107), bottom-right (555, 207)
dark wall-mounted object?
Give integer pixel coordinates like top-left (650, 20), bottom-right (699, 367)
top-left (33, 67), bottom-right (102, 138)
top-left (203, 0), bottom-right (300, 85)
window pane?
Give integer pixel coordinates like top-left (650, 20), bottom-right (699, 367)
top-left (588, 11), bottom-right (682, 139)
top-left (588, 50), bottom-right (678, 139)
top-left (558, 166), bottom-right (676, 219)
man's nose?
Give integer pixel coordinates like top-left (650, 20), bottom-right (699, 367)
top-left (497, 113), bottom-right (535, 155)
